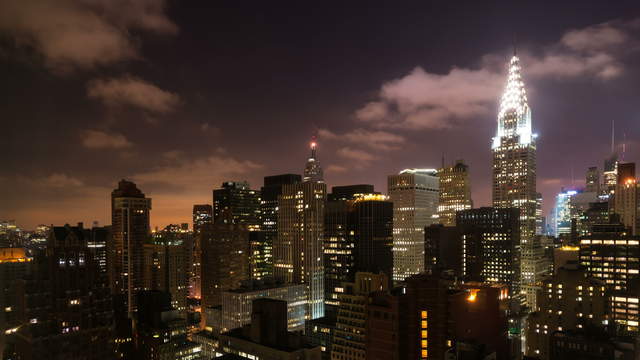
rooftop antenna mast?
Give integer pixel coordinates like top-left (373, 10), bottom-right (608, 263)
top-left (611, 118), bottom-right (615, 155)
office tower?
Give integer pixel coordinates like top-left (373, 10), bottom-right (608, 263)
top-left (610, 281), bottom-right (640, 336)
top-left (191, 205), bottom-right (211, 300)
top-left (388, 168), bottom-right (439, 283)
top-left (424, 224), bottom-right (462, 276)
top-left (579, 221), bottom-right (640, 291)
top-left (110, 179), bottom-right (152, 317)
top-left (525, 264), bottom-right (607, 360)
top-left (212, 181), bottom-right (261, 227)
top-left (12, 224), bottom-right (114, 360)
top-left (87, 225), bottom-right (110, 275)
top-left (612, 162), bottom-right (640, 235)
top-left (213, 181), bottom-right (264, 281)
top-left (365, 288), bottom-right (408, 360)
top-left (324, 186), bottom-right (393, 313)
top-left (218, 299), bottom-right (322, 359)
top-left (552, 189), bottom-right (579, 237)
top-left (586, 166), bottom-right (600, 193)
top-left (0, 248), bottom-right (31, 356)
top-left (275, 180), bottom-right (326, 320)
top-left (220, 280), bottom-right (306, 333)
top-left (604, 154), bottom-right (618, 196)
top-left (549, 330), bottom-right (637, 360)
top-left (135, 291), bottom-right (202, 360)
top-left (437, 160), bottom-right (473, 226)
top-left (200, 223), bottom-right (250, 309)
top-left (492, 55), bottom-right (537, 243)
top-left (456, 208), bottom-right (520, 294)
top-left (144, 225), bottom-right (191, 314)
top-left (331, 272), bottom-right (388, 360)
top-left (260, 174), bottom-right (303, 279)
top-left (192, 205), bottom-right (212, 234)
top-left (521, 236), bottom-right (553, 309)
top-left (304, 138), bottom-right (324, 183)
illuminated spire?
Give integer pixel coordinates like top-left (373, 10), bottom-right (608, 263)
top-left (493, 55), bottom-right (533, 148)
top-left (304, 136), bottom-right (324, 183)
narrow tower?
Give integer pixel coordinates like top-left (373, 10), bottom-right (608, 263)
top-left (304, 137), bottom-right (324, 183)
top-left (491, 55), bottom-right (537, 304)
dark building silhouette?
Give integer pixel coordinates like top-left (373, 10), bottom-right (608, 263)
top-left (0, 248), bottom-right (31, 356)
top-left (365, 288), bottom-right (408, 360)
top-left (324, 186), bottom-right (393, 315)
top-left (200, 223), bottom-right (250, 309)
top-left (11, 224), bottom-right (114, 360)
top-left (212, 181), bottom-right (260, 227)
top-left (424, 224), bottom-right (462, 276)
top-left (456, 207), bottom-right (520, 294)
top-left (110, 179), bottom-right (151, 317)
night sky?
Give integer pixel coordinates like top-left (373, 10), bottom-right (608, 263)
top-left (2, 1), bottom-right (640, 229)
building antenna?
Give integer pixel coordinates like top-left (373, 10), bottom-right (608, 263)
top-left (611, 118), bottom-right (615, 154)
top-left (441, 152), bottom-right (445, 169)
top-left (623, 132), bottom-right (627, 161)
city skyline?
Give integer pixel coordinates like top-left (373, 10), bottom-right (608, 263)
top-left (2, 2), bottom-right (640, 229)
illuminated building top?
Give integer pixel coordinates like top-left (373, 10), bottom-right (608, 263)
top-left (492, 55), bottom-right (534, 149)
top-left (0, 248), bottom-right (30, 263)
top-left (303, 137), bottom-right (324, 183)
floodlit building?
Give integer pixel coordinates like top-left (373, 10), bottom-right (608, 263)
top-left (274, 141), bottom-right (326, 320)
top-left (437, 160), bottom-right (473, 226)
top-left (388, 168), bottom-right (439, 283)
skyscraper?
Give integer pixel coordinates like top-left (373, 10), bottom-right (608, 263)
top-left (324, 186), bottom-right (393, 313)
top-left (388, 169), bottom-right (439, 283)
top-left (586, 166), bottom-right (600, 194)
top-left (192, 204), bottom-right (212, 234)
top-left (110, 179), bottom-right (152, 317)
top-left (191, 205), bottom-right (212, 300)
top-left (212, 181), bottom-right (261, 228)
top-left (437, 160), bottom-right (473, 226)
top-left (492, 54), bottom-right (537, 242)
top-left (260, 174), bottom-right (302, 279)
top-left (274, 140), bottom-right (326, 320)
top-left (303, 138), bottom-right (324, 183)
top-left (491, 55), bottom-right (537, 306)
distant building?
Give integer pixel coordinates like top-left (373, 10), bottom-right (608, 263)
top-left (424, 224), bottom-right (462, 276)
top-left (192, 205), bottom-right (213, 234)
top-left (218, 299), bottom-right (321, 359)
top-left (260, 174), bottom-right (302, 280)
top-left (213, 181), bottom-right (261, 228)
top-left (191, 205), bottom-right (212, 300)
top-left (200, 223), bottom-right (250, 309)
top-left (437, 160), bottom-right (472, 227)
top-left (220, 281), bottom-right (306, 333)
top-left (12, 224), bottom-right (114, 360)
top-left (275, 149), bottom-right (326, 320)
top-left (612, 162), bottom-right (640, 235)
top-left (304, 138), bottom-right (324, 183)
top-left (586, 166), bottom-right (600, 194)
top-left (144, 225), bottom-right (192, 314)
top-left (110, 179), bottom-right (152, 316)
top-left (388, 168), bottom-right (439, 283)
top-left (549, 329), bottom-right (637, 360)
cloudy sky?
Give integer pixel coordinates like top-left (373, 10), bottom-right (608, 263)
top-left (1, 1), bottom-right (640, 229)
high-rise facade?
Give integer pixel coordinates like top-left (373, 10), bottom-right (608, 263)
top-left (260, 174), bottom-right (302, 280)
top-left (192, 205), bottom-right (212, 234)
top-left (388, 169), bottom-right (439, 283)
top-left (0, 248), bottom-right (31, 356)
top-left (324, 186), bottom-right (393, 312)
top-left (456, 208), bottom-right (520, 294)
top-left (274, 141), bottom-right (326, 320)
top-left (437, 160), bottom-right (472, 226)
top-left (612, 162), bottom-right (640, 235)
top-left (491, 55), bottom-right (538, 307)
top-left (200, 223), bottom-right (250, 308)
top-left (110, 179), bottom-right (152, 317)
top-left (212, 182), bottom-right (261, 228)
top-left (586, 166), bottom-right (600, 194)
top-left (191, 205), bottom-right (212, 300)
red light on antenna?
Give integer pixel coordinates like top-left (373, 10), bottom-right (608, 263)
top-left (311, 142), bottom-right (317, 148)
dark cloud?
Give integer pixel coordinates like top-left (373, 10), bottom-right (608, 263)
top-left (0, 0), bottom-right (176, 72)
top-left (81, 129), bottom-right (132, 149)
top-left (87, 76), bottom-right (180, 114)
